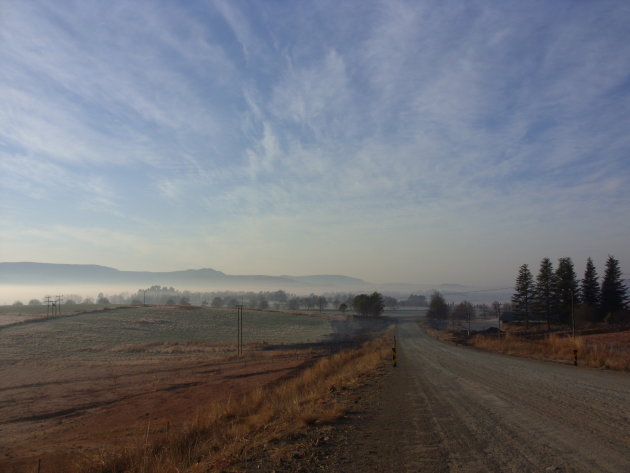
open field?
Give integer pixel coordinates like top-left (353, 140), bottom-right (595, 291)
top-left (467, 330), bottom-right (630, 370)
top-left (0, 305), bottom-right (390, 472)
top-left (0, 304), bottom-right (123, 327)
top-left (0, 306), bottom-right (336, 360)
top-left (73, 334), bottom-right (392, 473)
top-left (426, 318), bottom-right (630, 371)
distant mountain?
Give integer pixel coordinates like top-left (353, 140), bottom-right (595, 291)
top-left (0, 262), bottom-right (368, 292)
top-left (279, 274), bottom-right (366, 287)
top-left (0, 262), bottom-right (522, 302)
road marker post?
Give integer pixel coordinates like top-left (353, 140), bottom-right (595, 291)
top-left (392, 336), bottom-right (397, 367)
top-left (573, 349), bottom-right (578, 367)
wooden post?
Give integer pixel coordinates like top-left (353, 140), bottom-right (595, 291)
top-left (392, 345), bottom-right (397, 367)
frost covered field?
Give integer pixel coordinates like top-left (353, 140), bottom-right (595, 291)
top-left (0, 305), bottom-right (339, 471)
top-left (0, 306), bottom-right (335, 361)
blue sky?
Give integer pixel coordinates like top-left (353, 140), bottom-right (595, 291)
top-left (1, 0), bottom-right (629, 286)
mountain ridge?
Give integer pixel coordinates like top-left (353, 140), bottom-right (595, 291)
top-left (0, 262), bottom-right (366, 290)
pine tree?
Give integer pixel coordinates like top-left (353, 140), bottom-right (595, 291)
top-left (556, 257), bottom-right (579, 325)
top-left (580, 257), bottom-right (600, 308)
top-left (511, 264), bottom-right (533, 328)
top-left (533, 257), bottom-right (557, 330)
top-left (600, 255), bottom-right (628, 318)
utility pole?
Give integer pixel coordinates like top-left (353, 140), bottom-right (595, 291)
top-left (56, 295), bottom-right (63, 315)
top-left (44, 296), bottom-right (52, 316)
top-left (570, 289), bottom-right (575, 338)
top-left (467, 306), bottom-right (471, 337)
top-left (236, 304), bottom-right (243, 356)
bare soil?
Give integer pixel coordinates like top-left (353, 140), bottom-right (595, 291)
top-left (0, 348), bottom-right (315, 472)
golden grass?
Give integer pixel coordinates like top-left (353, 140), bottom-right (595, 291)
top-left (73, 332), bottom-right (391, 473)
top-left (469, 333), bottom-right (630, 371)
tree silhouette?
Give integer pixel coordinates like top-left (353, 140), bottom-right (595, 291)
top-left (512, 264), bottom-right (534, 328)
top-left (600, 255), bottom-right (628, 318)
top-left (533, 258), bottom-right (557, 330)
top-left (556, 257), bottom-right (579, 324)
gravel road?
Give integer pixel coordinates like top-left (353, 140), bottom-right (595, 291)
top-left (317, 315), bottom-right (630, 473)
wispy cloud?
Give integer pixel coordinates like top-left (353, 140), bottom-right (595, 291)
top-left (1, 0), bottom-right (629, 284)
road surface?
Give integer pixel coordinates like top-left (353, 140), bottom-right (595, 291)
top-left (319, 315), bottom-right (630, 472)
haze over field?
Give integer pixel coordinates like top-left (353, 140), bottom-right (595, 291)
top-left (1, 1), bottom-right (629, 287)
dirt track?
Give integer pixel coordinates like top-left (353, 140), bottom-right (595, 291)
top-left (306, 316), bottom-right (630, 473)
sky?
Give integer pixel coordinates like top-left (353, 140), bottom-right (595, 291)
top-left (1, 0), bottom-right (629, 287)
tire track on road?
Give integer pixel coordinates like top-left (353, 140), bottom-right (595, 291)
top-left (320, 316), bottom-right (630, 472)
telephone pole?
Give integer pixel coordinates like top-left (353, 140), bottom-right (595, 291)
top-left (236, 304), bottom-right (243, 356)
top-left (44, 296), bottom-right (52, 316)
top-left (56, 295), bottom-right (63, 315)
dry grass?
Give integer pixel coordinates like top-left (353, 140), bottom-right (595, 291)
top-left (469, 332), bottom-right (630, 371)
top-left (73, 332), bottom-right (391, 473)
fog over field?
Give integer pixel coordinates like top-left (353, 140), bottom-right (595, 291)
top-left (0, 262), bottom-right (515, 305)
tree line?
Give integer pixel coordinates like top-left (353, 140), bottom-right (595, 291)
top-left (511, 255), bottom-right (628, 329)
top-left (12, 286), bottom-right (426, 316)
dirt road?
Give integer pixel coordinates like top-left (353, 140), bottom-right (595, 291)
top-left (315, 316), bottom-right (630, 473)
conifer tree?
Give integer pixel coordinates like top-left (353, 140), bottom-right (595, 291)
top-left (600, 255), bottom-right (628, 318)
top-left (511, 264), bottom-right (533, 328)
top-left (580, 257), bottom-right (600, 308)
top-left (556, 257), bottom-right (579, 325)
top-left (534, 257), bottom-right (557, 330)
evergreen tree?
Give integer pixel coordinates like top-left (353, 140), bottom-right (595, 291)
top-left (511, 264), bottom-right (534, 328)
top-left (600, 255), bottom-right (628, 317)
top-left (556, 257), bottom-right (579, 325)
top-left (580, 257), bottom-right (600, 312)
top-left (533, 257), bottom-right (557, 330)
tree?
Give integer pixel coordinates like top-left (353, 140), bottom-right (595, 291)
top-left (383, 296), bottom-right (398, 308)
top-left (12, 300), bottom-right (24, 306)
top-left (581, 257), bottom-right (600, 308)
top-left (556, 257), bottom-right (579, 325)
top-left (352, 292), bottom-right (384, 317)
top-left (512, 264), bottom-right (534, 328)
top-left (491, 301), bottom-right (502, 318)
top-left (533, 258), bottom-right (557, 330)
top-left (317, 296), bottom-right (327, 312)
top-left (600, 255), bottom-right (628, 318)
top-left (452, 301), bottom-right (473, 321)
top-left (257, 296), bottom-right (269, 310)
top-left (338, 302), bottom-right (348, 313)
top-left (268, 290), bottom-right (288, 302)
top-left (28, 299), bottom-right (41, 305)
top-left (427, 291), bottom-right (449, 320)
top-left (96, 293), bottom-right (110, 304)
top-left (211, 296), bottom-right (224, 308)
top-left (404, 294), bottom-right (427, 307)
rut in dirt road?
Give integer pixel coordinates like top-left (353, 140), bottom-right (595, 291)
top-left (324, 316), bottom-right (630, 473)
